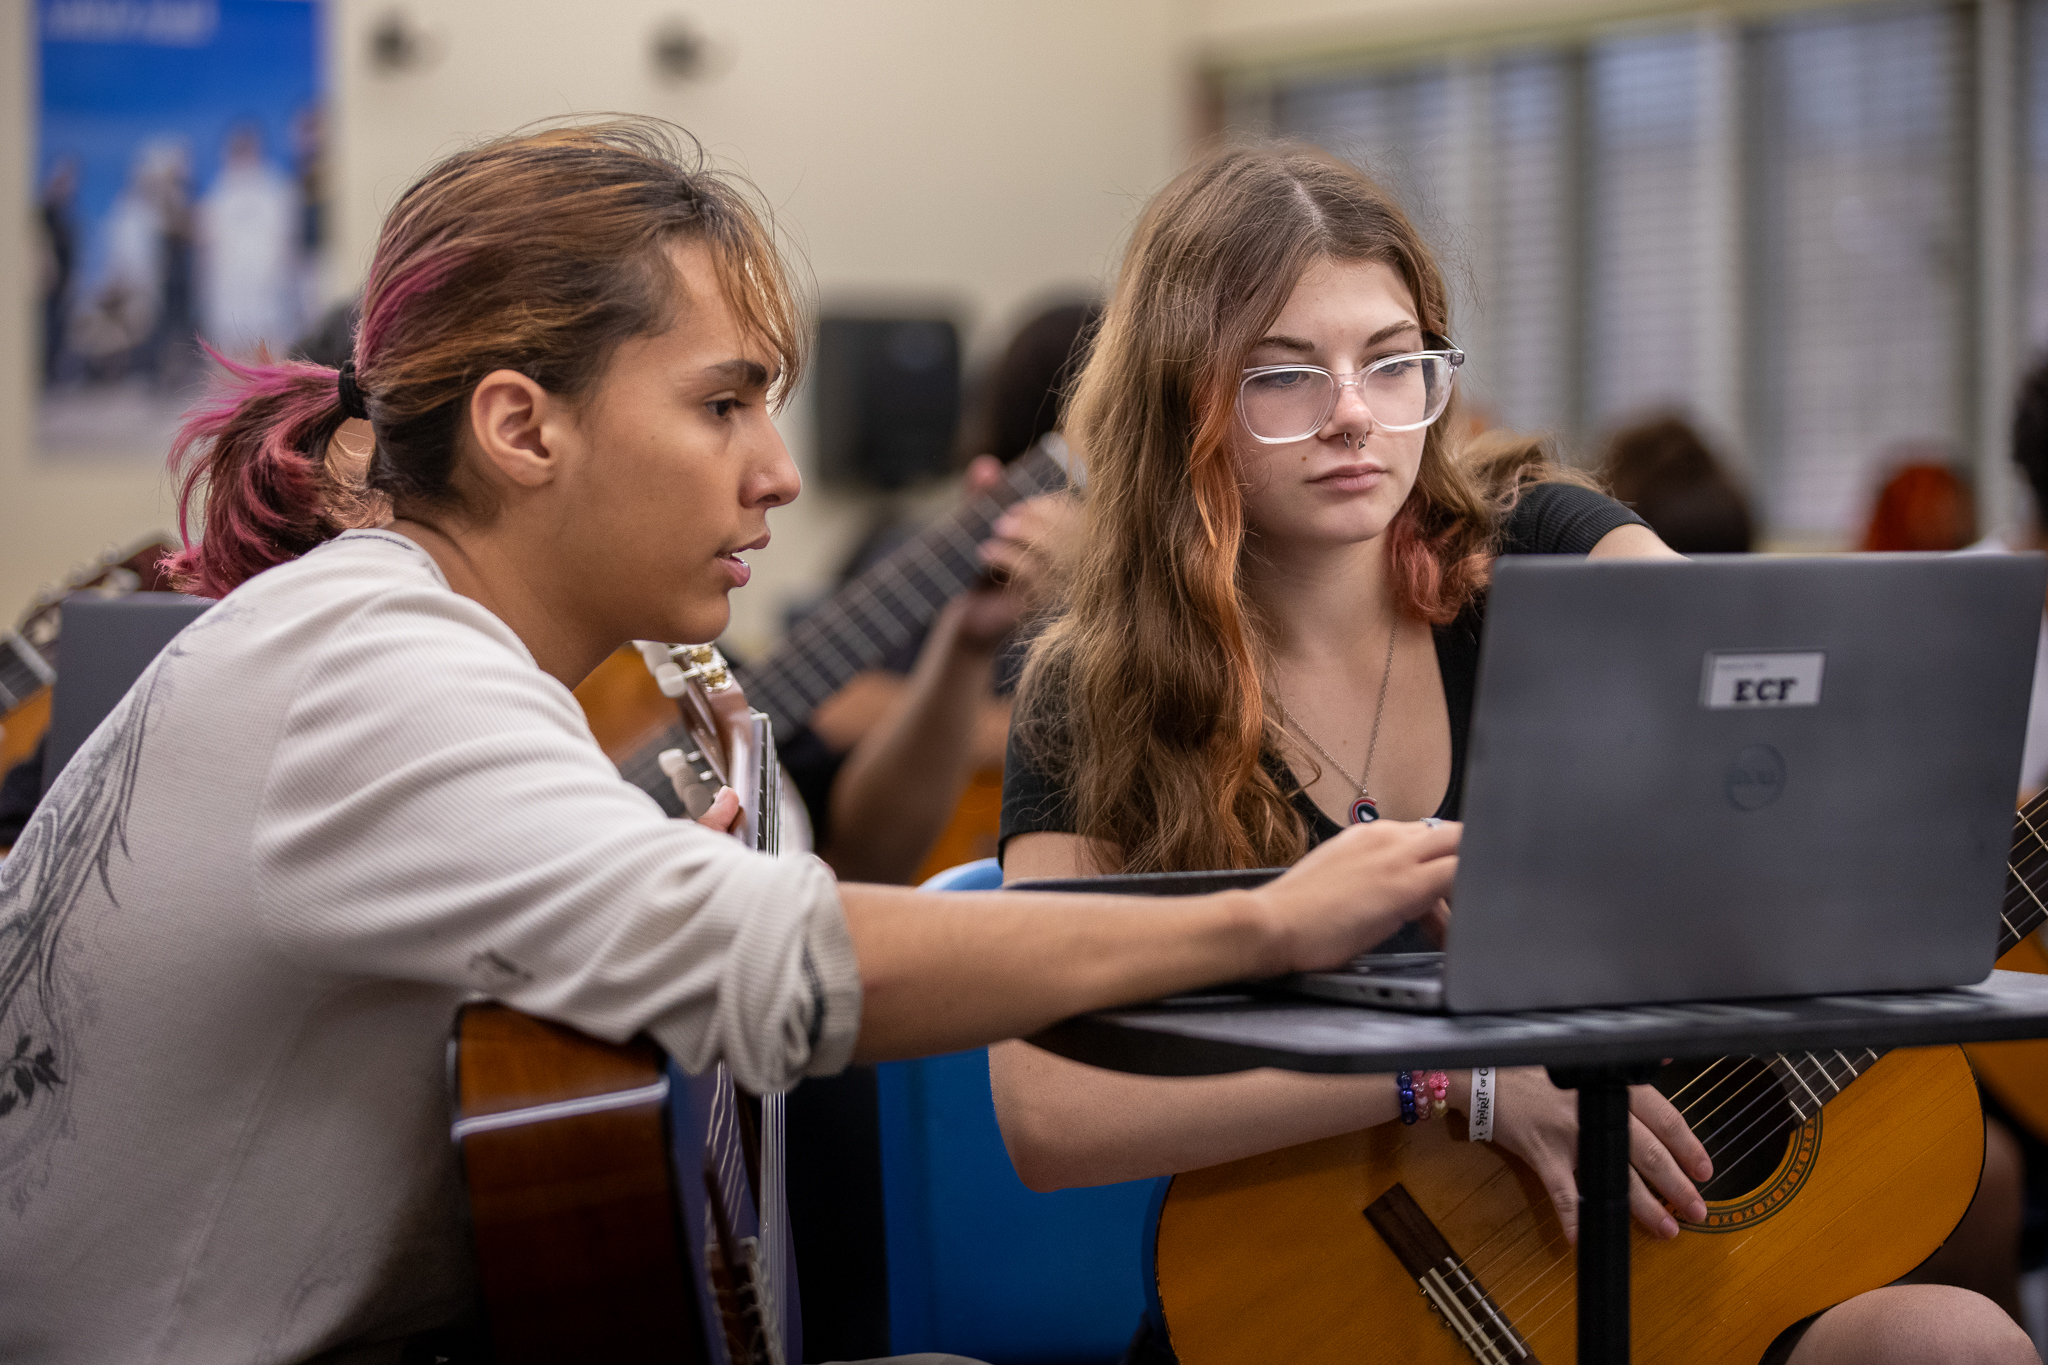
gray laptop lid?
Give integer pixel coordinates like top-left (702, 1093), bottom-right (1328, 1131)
top-left (1443, 553), bottom-right (2044, 1014)
top-left (42, 593), bottom-right (211, 795)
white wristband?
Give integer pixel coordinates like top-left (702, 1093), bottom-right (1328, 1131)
top-left (1468, 1066), bottom-right (1495, 1142)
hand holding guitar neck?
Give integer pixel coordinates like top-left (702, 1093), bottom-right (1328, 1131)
top-left (952, 453), bottom-right (1077, 652)
top-left (693, 785), bottom-right (742, 836)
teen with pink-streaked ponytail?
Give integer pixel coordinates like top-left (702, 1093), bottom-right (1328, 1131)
top-left (166, 120), bottom-right (803, 601)
top-left (3, 118), bottom-right (1464, 1365)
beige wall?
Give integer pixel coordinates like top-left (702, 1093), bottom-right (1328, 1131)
top-left (0, 0), bottom-right (1185, 651)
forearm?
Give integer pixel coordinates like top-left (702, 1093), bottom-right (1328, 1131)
top-left (991, 1044), bottom-right (1479, 1189)
top-left (823, 606), bottom-right (993, 883)
top-left (838, 881), bottom-right (1285, 1061)
top-left (990, 1041), bottom-right (1404, 1188)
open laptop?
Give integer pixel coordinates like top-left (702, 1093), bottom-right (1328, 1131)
top-left (1023, 554), bottom-right (2047, 1015)
top-left (41, 593), bottom-right (212, 796)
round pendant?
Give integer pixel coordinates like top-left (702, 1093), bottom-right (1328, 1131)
top-left (1349, 796), bottom-right (1380, 824)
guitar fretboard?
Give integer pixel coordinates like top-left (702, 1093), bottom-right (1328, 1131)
top-left (616, 441), bottom-right (1072, 810)
top-left (744, 443), bottom-right (1070, 737)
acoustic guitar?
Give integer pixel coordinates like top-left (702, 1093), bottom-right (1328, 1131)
top-left (1150, 793), bottom-right (2048, 1365)
top-left (453, 643), bottom-right (798, 1365)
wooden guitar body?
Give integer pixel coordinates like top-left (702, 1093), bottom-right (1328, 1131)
top-left (1156, 1045), bottom-right (1983, 1365)
top-left (453, 1003), bottom-right (708, 1362)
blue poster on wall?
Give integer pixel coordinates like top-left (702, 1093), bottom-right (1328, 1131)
top-left (35, 0), bottom-right (325, 458)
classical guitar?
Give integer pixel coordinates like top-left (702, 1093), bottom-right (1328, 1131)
top-left (0, 537), bottom-right (175, 774)
top-left (453, 643), bottom-right (797, 1365)
top-left (1150, 791), bottom-right (2048, 1365)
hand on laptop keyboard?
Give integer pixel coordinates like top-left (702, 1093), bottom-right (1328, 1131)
top-left (1248, 818), bottom-right (1460, 974)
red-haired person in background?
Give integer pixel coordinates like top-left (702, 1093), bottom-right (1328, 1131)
top-left (0, 120), bottom-right (1461, 1364)
top-left (1862, 449), bottom-right (1977, 552)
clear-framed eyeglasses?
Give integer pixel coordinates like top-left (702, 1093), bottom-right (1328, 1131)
top-left (1238, 339), bottom-right (1465, 444)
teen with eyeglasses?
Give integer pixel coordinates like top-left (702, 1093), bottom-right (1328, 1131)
top-left (994, 143), bottom-right (2035, 1365)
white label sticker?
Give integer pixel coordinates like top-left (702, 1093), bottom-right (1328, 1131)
top-left (1701, 651), bottom-right (1826, 709)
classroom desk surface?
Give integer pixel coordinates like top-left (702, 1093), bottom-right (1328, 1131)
top-left (1029, 967), bottom-right (2048, 1076)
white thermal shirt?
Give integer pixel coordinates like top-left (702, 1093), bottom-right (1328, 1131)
top-left (0, 529), bottom-right (862, 1363)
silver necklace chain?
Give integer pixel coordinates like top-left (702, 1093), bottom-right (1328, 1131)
top-left (1276, 622), bottom-right (1399, 802)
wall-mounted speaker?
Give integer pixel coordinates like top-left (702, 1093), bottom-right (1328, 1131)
top-left (812, 316), bottom-right (962, 490)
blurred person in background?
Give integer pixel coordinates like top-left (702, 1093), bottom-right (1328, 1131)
top-left (1599, 412), bottom-right (1755, 554)
top-left (1861, 448), bottom-right (1976, 552)
top-left (37, 156), bottom-right (79, 385)
top-left (291, 105), bottom-right (328, 329)
top-left (1990, 356), bottom-right (2048, 800)
top-left (146, 142), bottom-right (199, 390)
top-left (198, 123), bottom-right (301, 358)
top-left (71, 140), bottom-right (189, 382)
top-left (787, 301), bottom-right (1095, 883)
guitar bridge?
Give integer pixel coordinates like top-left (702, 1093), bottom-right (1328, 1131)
top-left (1365, 1184), bottom-right (1539, 1365)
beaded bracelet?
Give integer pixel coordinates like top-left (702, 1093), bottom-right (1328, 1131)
top-left (1396, 1069), bottom-right (1453, 1124)
top-left (1396, 1070), bottom-right (1418, 1123)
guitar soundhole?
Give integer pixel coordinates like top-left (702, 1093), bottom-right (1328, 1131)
top-left (1656, 1057), bottom-right (1796, 1202)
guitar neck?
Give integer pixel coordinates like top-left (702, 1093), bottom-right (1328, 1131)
top-left (2002, 789), bottom-right (2048, 956)
top-left (741, 441), bottom-right (1070, 737)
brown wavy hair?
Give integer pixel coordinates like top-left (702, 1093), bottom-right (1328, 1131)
top-left (1016, 144), bottom-right (1546, 874)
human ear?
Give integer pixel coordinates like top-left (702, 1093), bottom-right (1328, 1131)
top-left (465, 369), bottom-right (558, 490)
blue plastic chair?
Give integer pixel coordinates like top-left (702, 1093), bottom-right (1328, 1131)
top-left (876, 858), bottom-right (1164, 1363)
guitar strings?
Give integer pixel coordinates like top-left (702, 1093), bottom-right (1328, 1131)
top-left (1511, 1055), bottom-right (1884, 1343)
top-left (1470, 1047), bottom-right (1879, 1337)
top-left (1463, 1049), bottom-right (1856, 1324)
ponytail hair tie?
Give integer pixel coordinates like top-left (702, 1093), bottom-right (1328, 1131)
top-left (336, 361), bottom-right (371, 421)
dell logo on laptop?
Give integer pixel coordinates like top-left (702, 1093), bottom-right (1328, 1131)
top-left (1726, 743), bottom-right (1787, 811)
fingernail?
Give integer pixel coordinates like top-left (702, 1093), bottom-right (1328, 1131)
top-left (1659, 1217), bottom-right (1678, 1239)
top-left (1695, 1159), bottom-right (1713, 1180)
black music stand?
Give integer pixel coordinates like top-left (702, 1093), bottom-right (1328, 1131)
top-left (1029, 970), bottom-right (2048, 1365)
